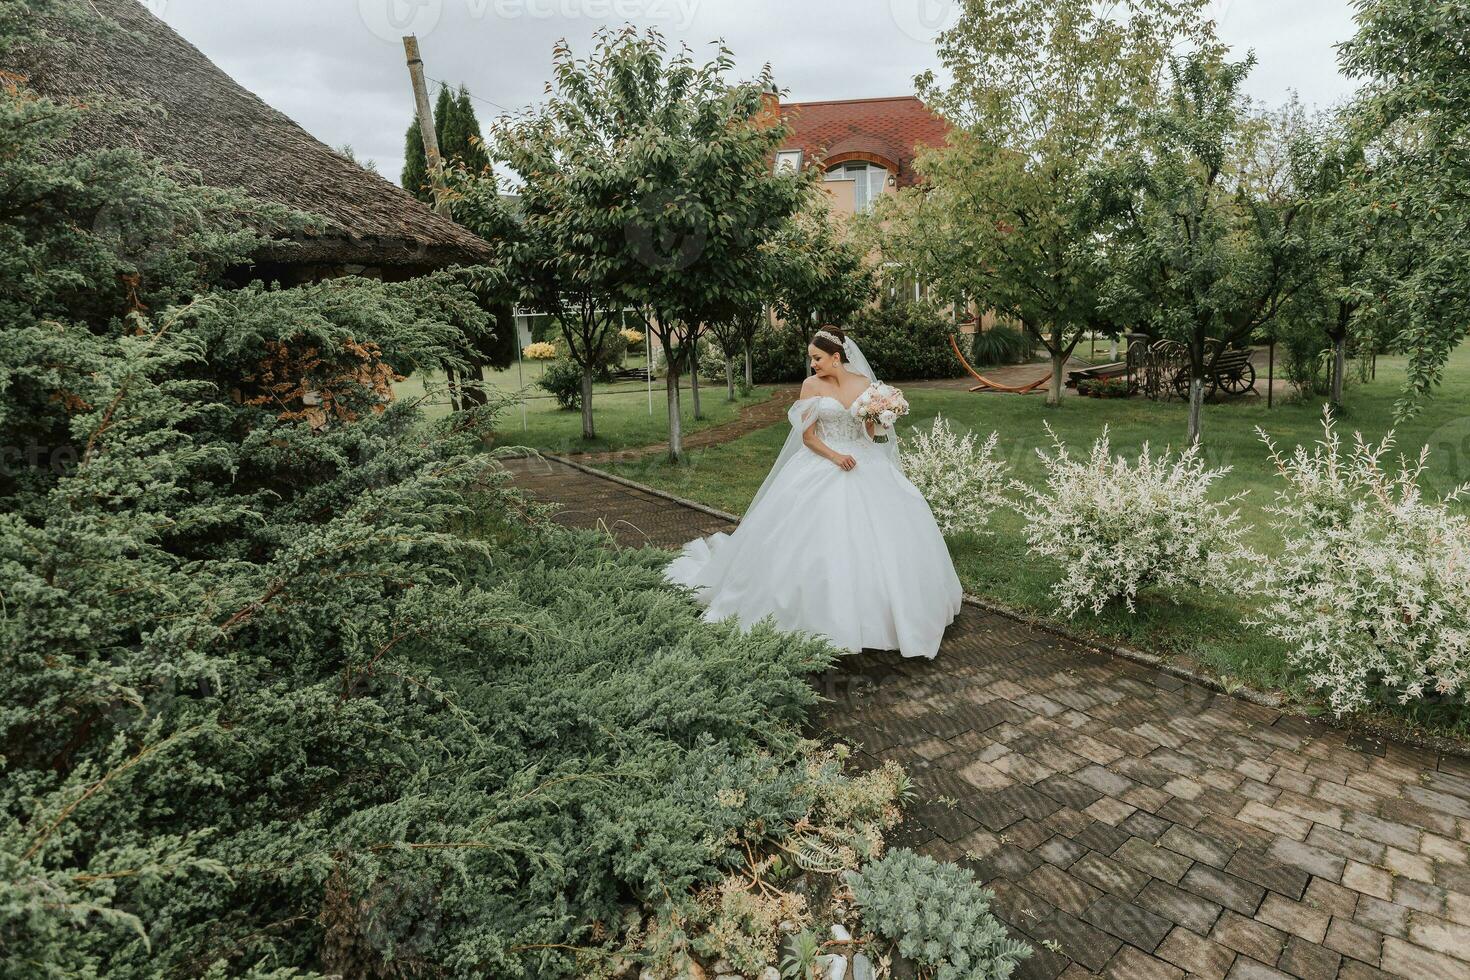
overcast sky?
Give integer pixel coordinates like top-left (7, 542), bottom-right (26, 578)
top-left (149, 0), bottom-right (1364, 184)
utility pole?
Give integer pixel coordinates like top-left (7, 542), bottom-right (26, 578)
top-left (403, 35), bottom-right (487, 412)
top-left (403, 35), bottom-right (450, 217)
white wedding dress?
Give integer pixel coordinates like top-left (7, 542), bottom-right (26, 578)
top-left (664, 342), bottom-right (963, 659)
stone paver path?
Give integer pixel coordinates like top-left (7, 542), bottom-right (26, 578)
top-left (506, 457), bottom-right (1470, 980)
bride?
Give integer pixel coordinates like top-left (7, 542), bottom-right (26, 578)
top-left (664, 325), bottom-right (963, 659)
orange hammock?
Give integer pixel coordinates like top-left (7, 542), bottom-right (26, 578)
top-left (950, 335), bottom-right (1052, 394)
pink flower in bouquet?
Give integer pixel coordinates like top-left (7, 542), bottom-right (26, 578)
top-left (850, 382), bottom-right (909, 443)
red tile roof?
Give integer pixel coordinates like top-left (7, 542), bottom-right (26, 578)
top-left (778, 96), bottom-right (951, 187)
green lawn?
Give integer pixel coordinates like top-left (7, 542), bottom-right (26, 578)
top-left (600, 346), bottom-right (1470, 736)
top-left (394, 357), bottom-right (776, 455)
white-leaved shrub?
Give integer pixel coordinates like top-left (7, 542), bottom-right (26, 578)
top-left (901, 415), bottom-right (1010, 535)
top-left (1013, 424), bottom-right (1249, 616)
top-left (1254, 408), bottom-right (1470, 716)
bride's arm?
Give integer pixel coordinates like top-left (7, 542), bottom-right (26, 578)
top-left (798, 379), bottom-right (856, 469)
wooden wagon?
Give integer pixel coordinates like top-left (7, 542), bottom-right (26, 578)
top-left (1127, 339), bottom-right (1258, 401)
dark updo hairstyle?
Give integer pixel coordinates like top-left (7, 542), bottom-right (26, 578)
top-left (810, 324), bottom-right (847, 362)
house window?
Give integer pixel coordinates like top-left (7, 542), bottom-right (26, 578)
top-left (775, 149), bottom-right (803, 173)
top-left (824, 160), bottom-right (888, 211)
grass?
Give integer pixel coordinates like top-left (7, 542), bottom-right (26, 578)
top-left (393, 356), bottom-right (775, 456)
top-left (598, 346), bottom-right (1470, 737)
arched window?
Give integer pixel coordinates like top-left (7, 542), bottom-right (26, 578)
top-left (824, 160), bottom-right (888, 212)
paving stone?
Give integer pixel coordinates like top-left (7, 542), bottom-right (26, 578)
top-left (1070, 850), bottom-right (1151, 899)
top-left (1211, 910), bottom-right (1289, 965)
top-left (1225, 848), bottom-right (1310, 900)
top-left (1224, 956), bottom-right (1293, 979)
top-left (1255, 893), bottom-right (1330, 944)
top-left (1323, 916), bottom-right (1382, 965)
top-left (1302, 877), bottom-right (1358, 917)
top-left (1235, 801), bottom-right (1311, 841)
top-left (1277, 936), bottom-right (1340, 980)
top-left (1035, 834), bottom-right (1088, 869)
top-left (1083, 893), bottom-right (1173, 951)
top-left (1343, 810), bottom-right (1423, 852)
top-left (1266, 837), bottom-right (1346, 883)
top-left (1406, 911), bottom-right (1470, 962)
top-left (1306, 825), bottom-right (1386, 866)
top-left (1380, 937), bottom-right (1470, 976)
top-left (1029, 909), bottom-right (1123, 973)
top-left (1182, 865), bottom-right (1268, 916)
top-left (1161, 824), bottom-right (1237, 869)
top-left (1138, 879), bottom-right (1225, 935)
top-left (1021, 864), bottom-right (1105, 916)
top-left (1116, 836), bottom-right (1195, 885)
top-left (1100, 944), bottom-right (1183, 979)
top-left (910, 800), bottom-right (982, 842)
top-left (1035, 773), bottom-right (1107, 811)
top-left (1353, 896), bottom-right (1409, 939)
top-left (1120, 808), bottom-right (1172, 842)
top-left (1156, 926), bottom-right (1236, 979)
top-left (1073, 764), bottom-right (1133, 797)
top-left (1085, 796), bottom-right (1137, 826)
top-left (1341, 861), bottom-right (1393, 901)
top-left (1391, 876), bottom-right (1447, 916)
top-left (1336, 961), bottom-right (1396, 980)
top-left (1075, 819), bottom-right (1130, 856)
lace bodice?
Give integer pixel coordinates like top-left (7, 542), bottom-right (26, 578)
top-left (814, 397), bottom-right (869, 449)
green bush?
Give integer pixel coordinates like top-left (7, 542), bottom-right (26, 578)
top-left (540, 356), bottom-right (586, 408)
top-left (749, 323), bottom-right (809, 383)
top-left (847, 302), bottom-right (967, 381)
top-left (848, 849), bottom-right (1031, 980)
top-left (968, 324), bottom-right (1036, 368)
top-left (3, 43), bottom-right (858, 978)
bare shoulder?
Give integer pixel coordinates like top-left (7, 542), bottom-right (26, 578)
top-left (799, 375), bottom-right (829, 399)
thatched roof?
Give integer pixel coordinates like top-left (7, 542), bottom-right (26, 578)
top-left (9, 0), bottom-right (492, 274)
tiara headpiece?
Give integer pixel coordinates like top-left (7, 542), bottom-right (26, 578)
top-left (814, 329), bottom-right (845, 347)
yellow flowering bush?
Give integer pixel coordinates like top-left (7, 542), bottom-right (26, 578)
top-left (523, 341), bottom-right (558, 360)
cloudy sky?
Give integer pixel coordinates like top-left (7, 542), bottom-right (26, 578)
top-left (149, 0), bottom-right (1364, 184)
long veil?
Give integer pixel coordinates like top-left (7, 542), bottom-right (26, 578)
top-left (745, 335), bottom-right (898, 515)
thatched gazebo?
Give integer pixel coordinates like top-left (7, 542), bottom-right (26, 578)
top-left (10, 0), bottom-right (492, 282)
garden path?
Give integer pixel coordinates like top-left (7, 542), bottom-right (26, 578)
top-left (504, 456), bottom-right (1470, 980)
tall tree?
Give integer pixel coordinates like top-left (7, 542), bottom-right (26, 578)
top-left (402, 84), bottom-right (490, 206)
top-left (1338, 0), bottom-right (1470, 417)
top-left (1108, 50), bottom-right (1312, 442)
top-left (401, 119), bottom-right (430, 204)
top-left (771, 193), bottom-right (873, 372)
top-left (579, 28), bottom-right (807, 460)
top-left (875, 0), bottom-right (1211, 406)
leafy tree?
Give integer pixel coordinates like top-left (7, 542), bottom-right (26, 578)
top-left (1269, 104), bottom-right (1377, 406)
top-left (1338, 0), bottom-right (1470, 417)
top-left (497, 27), bottom-right (804, 458)
top-left (875, 0), bottom-right (1211, 405)
top-left (1107, 50), bottom-right (1313, 442)
top-left (402, 84), bottom-right (490, 206)
top-left (770, 192), bottom-right (873, 372)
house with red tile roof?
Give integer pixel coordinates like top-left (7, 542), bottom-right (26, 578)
top-left (767, 94), bottom-right (952, 216)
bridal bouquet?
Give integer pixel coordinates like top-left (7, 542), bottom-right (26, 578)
top-left (851, 382), bottom-right (909, 443)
